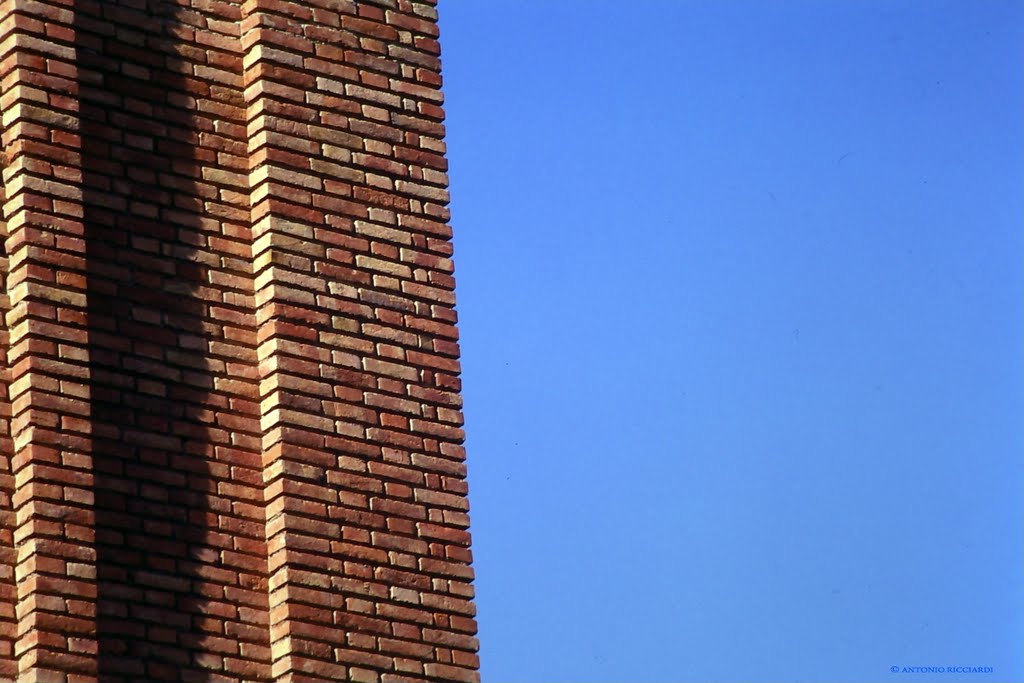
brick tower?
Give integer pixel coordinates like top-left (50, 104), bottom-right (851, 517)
top-left (0, 0), bottom-right (477, 681)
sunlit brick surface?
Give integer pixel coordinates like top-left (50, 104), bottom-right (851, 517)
top-left (0, 0), bottom-right (477, 680)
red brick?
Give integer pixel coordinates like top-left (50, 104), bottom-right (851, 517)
top-left (0, 1), bottom-right (476, 680)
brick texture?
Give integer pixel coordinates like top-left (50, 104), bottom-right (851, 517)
top-left (0, 0), bottom-right (477, 681)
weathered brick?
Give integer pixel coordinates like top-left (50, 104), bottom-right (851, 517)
top-left (0, 1), bottom-right (476, 681)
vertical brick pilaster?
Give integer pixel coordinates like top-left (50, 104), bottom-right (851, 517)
top-left (184, 3), bottom-right (274, 679)
top-left (243, 1), bottom-right (478, 681)
top-left (0, 0), bottom-right (98, 679)
top-left (72, 0), bottom-right (271, 679)
top-left (0, 127), bottom-right (18, 680)
top-left (240, 1), bottom-right (346, 678)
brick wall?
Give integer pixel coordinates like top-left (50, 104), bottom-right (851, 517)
top-left (0, 0), bottom-right (477, 681)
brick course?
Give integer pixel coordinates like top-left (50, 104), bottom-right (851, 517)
top-left (0, 0), bottom-right (477, 680)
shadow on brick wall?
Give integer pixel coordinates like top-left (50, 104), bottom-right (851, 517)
top-left (76, 1), bottom-right (215, 680)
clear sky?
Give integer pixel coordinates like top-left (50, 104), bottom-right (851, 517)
top-left (436, 2), bottom-right (1023, 681)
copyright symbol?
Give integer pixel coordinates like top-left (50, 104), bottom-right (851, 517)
top-left (891, 666), bottom-right (900, 673)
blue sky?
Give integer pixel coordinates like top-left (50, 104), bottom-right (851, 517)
top-left (437, 2), bottom-right (1023, 681)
